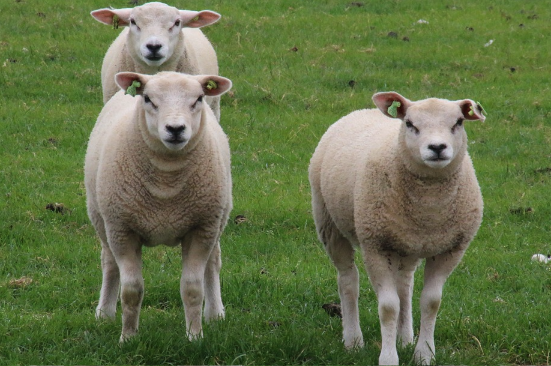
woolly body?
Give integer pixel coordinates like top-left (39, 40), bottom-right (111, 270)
top-left (85, 71), bottom-right (232, 342)
top-left (92, 2), bottom-right (221, 119)
top-left (309, 92), bottom-right (485, 365)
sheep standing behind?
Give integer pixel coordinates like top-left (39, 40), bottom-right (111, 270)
top-left (309, 92), bottom-right (486, 365)
top-left (91, 2), bottom-right (222, 120)
top-left (85, 71), bottom-right (232, 342)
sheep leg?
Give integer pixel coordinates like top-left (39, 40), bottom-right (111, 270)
top-left (181, 230), bottom-right (215, 340)
top-left (108, 233), bottom-right (144, 342)
top-left (96, 241), bottom-right (120, 320)
top-left (415, 249), bottom-right (466, 365)
top-left (203, 240), bottom-right (224, 321)
top-left (325, 235), bottom-right (363, 349)
top-left (395, 257), bottom-right (420, 346)
top-left (362, 249), bottom-right (402, 366)
top-left (310, 180), bottom-right (363, 349)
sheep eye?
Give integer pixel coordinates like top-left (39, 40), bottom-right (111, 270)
top-left (130, 19), bottom-right (140, 30)
top-left (193, 95), bottom-right (204, 108)
top-left (405, 120), bottom-right (419, 134)
top-left (452, 118), bottom-right (464, 133)
top-left (143, 95), bottom-right (157, 109)
top-left (169, 20), bottom-right (181, 31)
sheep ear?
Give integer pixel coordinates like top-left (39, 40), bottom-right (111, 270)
top-left (179, 10), bottom-right (221, 28)
top-left (115, 72), bottom-right (148, 96)
top-left (196, 75), bottom-right (232, 96)
top-left (372, 92), bottom-right (410, 119)
top-left (459, 99), bottom-right (486, 122)
top-left (91, 8), bottom-right (132, 26)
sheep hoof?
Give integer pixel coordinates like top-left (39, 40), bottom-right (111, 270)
top-left (119, 332), bottom-right (137, 344)
top-left (95, 308), bottom-right (115, 321)
top-left (343, 336), bottom-right (364, 350)
top-left (187, 330), bottom-right (204, 342)
top-left (414, 346), bottom-right (435, 366)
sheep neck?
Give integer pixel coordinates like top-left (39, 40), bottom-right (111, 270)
top-left (395, 162), bottom-right (462, 226)
top-left (126, 109), bottom-right (208, 199)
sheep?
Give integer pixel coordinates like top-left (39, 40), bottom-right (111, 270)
top-left (84, 71), bottom-right (233, 342)
top-left (308, 91), bottom-right (486, 365)
top-left (90, 2), bottom-right (222, 120)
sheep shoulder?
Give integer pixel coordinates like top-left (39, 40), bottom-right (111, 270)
top-left (179, 28), bottom-right (218, 75)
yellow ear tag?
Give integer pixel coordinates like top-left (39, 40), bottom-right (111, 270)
top-left (387, 101), bottom-right (401, 118)
top-left (125, 80), bottom-right (141, 97)
top-left (113, 14), bottom-right (120, 29)
top-left (476, 101), bottom-right (486, 115)
top-left (206, 80), bottom-right (218, 90)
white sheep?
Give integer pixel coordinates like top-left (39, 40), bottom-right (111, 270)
top-left (91, 2), bottom-right (222, 120)
top-left (309, 92), bottom-right (486, 365)
top-left (84, 71), bottom-right (232, 342)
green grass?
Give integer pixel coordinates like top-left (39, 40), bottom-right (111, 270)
top-left (1, 0), bottom-right (551, 364)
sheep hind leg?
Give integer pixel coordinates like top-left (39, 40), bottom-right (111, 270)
top-left (203, 240), bottom-right (224, 322)
top-left (324, 230), bottom-right (363, 350)
top-left (415, 249), bottom-right (466, 365)
top-left (96, 241), bottom-right (120, 320)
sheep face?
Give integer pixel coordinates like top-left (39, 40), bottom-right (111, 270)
top-left (402, 100), bottom-right (467, 169)
top-left (115, 72), bottom-right (232, 151)
top-left (143, 77), bottom-right (203, 151)
top-left (91, 2), bottom-right (221, 67)
top-left (373, 92), bottom-right (486, 171)
top-left (128, 3), bottom-right (183, 67)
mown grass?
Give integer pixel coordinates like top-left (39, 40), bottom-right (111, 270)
top-left (1, 0), bottom-right (551, 364)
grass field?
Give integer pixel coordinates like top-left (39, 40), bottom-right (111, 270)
top-left (1, 0), bottom-right (551, 364)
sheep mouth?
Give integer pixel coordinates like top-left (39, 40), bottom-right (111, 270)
top-left (163, 138), bottom-right (187, 151)
top-left (165, 137), bottom-right (186, 144)
top-left (145, 55), bottom-right (164, 61)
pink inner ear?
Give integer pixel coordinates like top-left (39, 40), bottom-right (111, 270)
top-left (202, 76), bottom-right (232, 96)
top-left (91, 8), bottom-right (132, 26)
top-left (181, 10), bottom-right (221, 28)
top-left (372, 92), bottom-right (408, 118)
top-left (461, 100), bottom-right (486, 121)
top-left (115, 73), bottom-right (141, 92)
top-left (91, 9), bottom-right (116, 25)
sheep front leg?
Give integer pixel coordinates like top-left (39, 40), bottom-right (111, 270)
top-left (96, 241), bottom-right (120, 320)
top-left (181, 230), bottom-right (216, 340)
top-left (395, 257), bottom-right (420, 346)
top-left (415, 249), bottom-right (466, 365)
top-left (108, 232), bottom-right (144, 343)
top-left (362, 249), bottom-right (401, 366)
top-left (203, 240), bottom-right (224, 321)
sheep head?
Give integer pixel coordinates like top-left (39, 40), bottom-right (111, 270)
top-left (373, 91), bottom-right (486, 173)
top-left (91, 2), bottom-right (220, 67)
top-left (115, 71), bottom-right (231, 151)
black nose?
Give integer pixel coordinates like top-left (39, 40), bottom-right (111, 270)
top-left (166, 125), bottom-right (185, 136)
top-left (428, 144), bottom-right (447, 155)
top-left (146, 44), bottom-right (162, 55)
